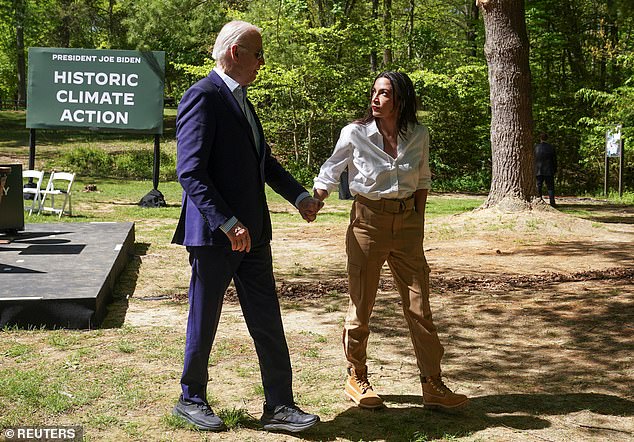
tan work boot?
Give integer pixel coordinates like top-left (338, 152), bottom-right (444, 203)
top-left (422, 374), bottom-right (469, 409)
top-left (344, 367), bottom-right (384, 409)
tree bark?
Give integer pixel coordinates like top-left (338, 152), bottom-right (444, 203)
top-left (479, 0), bottom-right (537, 210)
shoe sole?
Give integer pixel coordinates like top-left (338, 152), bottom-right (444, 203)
top-left (344, 390), bottom-right (384, 409)
top-left (422, 397), bottom-right (469, 410)
top-left (172, 407), bottom-right (227, 431)
top-left (261, 419), bottom-right (319, 433)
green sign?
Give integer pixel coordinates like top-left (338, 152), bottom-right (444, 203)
top-left (27, 48), bottom-right (165, 134)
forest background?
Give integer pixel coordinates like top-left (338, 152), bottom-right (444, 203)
top-left (1, 0), bottom-right (633, 194)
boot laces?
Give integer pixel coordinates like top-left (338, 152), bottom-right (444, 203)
top-left (353, 372), bottom-right (373, 393)
top-left (429, 376), bottom-right (453, 394)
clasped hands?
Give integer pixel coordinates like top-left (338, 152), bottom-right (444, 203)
top-left (225, 196), bottom-right (324, 252)
top-left (297, 195), bottom-right (324, 223)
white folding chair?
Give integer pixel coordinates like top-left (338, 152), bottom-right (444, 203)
top-left (39, 171), bottom-right (75, 218)
top-left (22, 169), bottom-right (45, 215)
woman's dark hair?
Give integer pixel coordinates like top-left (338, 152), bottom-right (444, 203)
top-left (356, 71), bottom-right (419, 137)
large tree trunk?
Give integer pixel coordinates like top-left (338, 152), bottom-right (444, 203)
top-left (478, 0), bottom-right (537, 210)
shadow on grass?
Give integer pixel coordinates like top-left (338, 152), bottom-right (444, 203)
top-left (558, 201), bottom-right (634, 224)
top-left (297, 393), bottom-right (633, 442)
top-left (100, 242), bottom-right (150, 329)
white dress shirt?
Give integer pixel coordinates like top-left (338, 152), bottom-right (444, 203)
top-left (313, 120), bottom-right (432, 199)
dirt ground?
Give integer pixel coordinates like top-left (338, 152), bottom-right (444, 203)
top-left (118, 196), bottom-right (633, 441)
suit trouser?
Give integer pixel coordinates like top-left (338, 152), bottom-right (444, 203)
top-left (343, 197), bottom-right (444, 377)
top-left (181, 243), bottom-right (294, 406)
top-left (536, 175), bottom-right (555, 195)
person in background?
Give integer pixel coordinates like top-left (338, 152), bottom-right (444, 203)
top-left (534, 132), bottom-right (558, 207)
top-left (171, 20), bottom-right (322, 433)
top-left (313, 71), bottom-right (469, 410)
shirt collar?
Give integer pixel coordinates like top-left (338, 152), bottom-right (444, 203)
top-left (366, 120), bottom-right (380, 137)
top-left (213, 66), bottom-right (242, 94)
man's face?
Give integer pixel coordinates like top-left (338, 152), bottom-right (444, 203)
top-left (233, 31), bottom-right (265, 86)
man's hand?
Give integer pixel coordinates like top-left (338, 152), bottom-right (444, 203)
top-left (297, 196), bottom-right (324, 223)
top-left (225, 221), bottom-right (251, 252)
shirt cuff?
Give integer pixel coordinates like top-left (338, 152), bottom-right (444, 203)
top-left (220, 216), bottom-right (239, 234)
top-left (294, 191), bottom-right (311, 208)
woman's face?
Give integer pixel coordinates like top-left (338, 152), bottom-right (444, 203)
top-left (370, 77), bottom-right (397, 122)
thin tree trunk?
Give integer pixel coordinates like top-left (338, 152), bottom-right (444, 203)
top-left (383, 0), bottom-right (393, 66)
top-left (289, 88), bottom-right (299, 161)
top-left (407, 0), bottom-right (415, 59)
top-left (465, 0), bottom-right (479, 58)
top-left (479, 0), bottom-right (537, 210)
top-left (14, 0), bottom-right (27, 107)
top-left (16, 25), bottom-right (26, 107)
top-left (370, 0), bottom-right (379, 71)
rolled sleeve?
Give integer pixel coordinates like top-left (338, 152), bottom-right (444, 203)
top-left (314, 126), bottom-right (354, 195)
top-left (417, 126), bottom-right (432, 190)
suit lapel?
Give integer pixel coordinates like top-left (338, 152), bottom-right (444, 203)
top-left (209, 71), bottom-right (261, 159)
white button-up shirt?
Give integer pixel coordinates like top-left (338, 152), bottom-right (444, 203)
top-left (314, 120), bottom-right (432, 200)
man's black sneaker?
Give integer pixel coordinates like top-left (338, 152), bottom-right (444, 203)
top-left (260, 403), bottom-right (320, 432)
top-left (172, 395), bottom-right (227, 431)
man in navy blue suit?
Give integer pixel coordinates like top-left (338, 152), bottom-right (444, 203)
top-left (171, 20), bottom-right (322, 433)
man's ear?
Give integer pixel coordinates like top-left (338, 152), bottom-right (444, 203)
top-left (230, 45), bottom-right (239, 61)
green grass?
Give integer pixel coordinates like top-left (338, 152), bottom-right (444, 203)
top-left (16, 176), bottom-right (483, 226)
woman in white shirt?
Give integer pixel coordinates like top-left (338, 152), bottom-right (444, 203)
top-left (313, 71), bottom-right (468, 410)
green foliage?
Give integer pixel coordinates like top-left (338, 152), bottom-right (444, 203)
top-left (62, 146), bottom-right (115, 174)
top-left (60, 146), bottom-right (177, 180)
top-left (1, 0), bottom-right (634, 194)
top-left (124, 0), bottom-right (228, 98)
top-left (411, 65), bottom-right (491, 192)
top-left (217, 407), bottom-right (253, 429)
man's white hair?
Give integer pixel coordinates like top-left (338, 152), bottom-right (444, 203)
top-left (212, 20), bottom-right (261, 68)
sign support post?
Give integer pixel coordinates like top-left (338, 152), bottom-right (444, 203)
top-left (619, 139), bottom-right (625, 197)
top-left (605, 125), bottom-right (624, 197)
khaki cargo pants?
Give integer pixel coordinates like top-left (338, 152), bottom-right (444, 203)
top-left (343, 195), bottom-right (444, 377)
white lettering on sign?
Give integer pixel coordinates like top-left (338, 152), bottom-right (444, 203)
top-left (56, 90), bottom-right (135, 106)
top-left (52, 53), bottom-right (142, 64)
top-left (54, 71), bottom-right (139, 87)
top-left (51, 53), bottom-right (97, 62)
top-left (60, 109), bottom-right (128, 125)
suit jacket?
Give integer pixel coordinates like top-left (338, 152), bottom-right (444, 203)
top-left (172, 70), bottom-right (306, 247)
top-left (534, 142), bottom-right (557, 177)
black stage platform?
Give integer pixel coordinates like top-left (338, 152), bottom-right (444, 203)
top-left (0, 222), bottom-right (135, 328)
